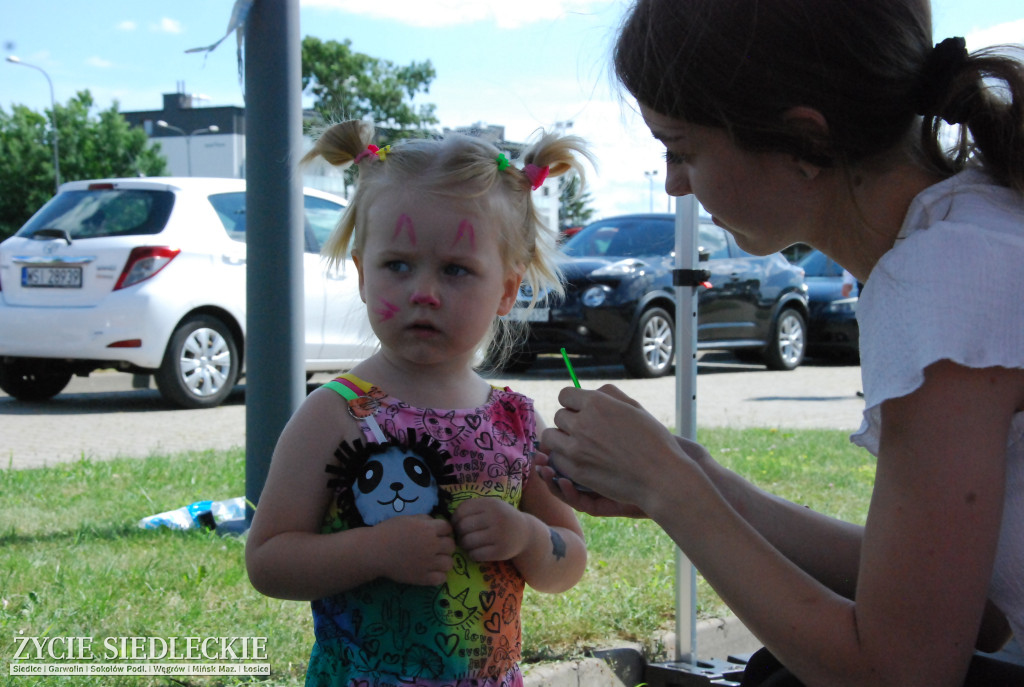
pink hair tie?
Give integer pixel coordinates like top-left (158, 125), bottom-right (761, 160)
top-left (523, 163), bottom-right (549, 190)
top-left (354, 144), bottom-right (390, 164)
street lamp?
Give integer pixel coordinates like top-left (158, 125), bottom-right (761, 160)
top-left (7, 56), bottom-right (61, 192)
top-left (156, 120), bottom-right (220, 176)
top-left (644, 170), bottom-right (659, 213)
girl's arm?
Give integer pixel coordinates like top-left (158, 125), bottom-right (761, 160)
top-left (245, 388), bottom-right (455, 601)
top-left (451, 418), bottom-right (587, 593)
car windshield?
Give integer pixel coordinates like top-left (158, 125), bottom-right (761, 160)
top-left (16, 188), bottom-right (175, 240)
top-left (562, 218), bottom-right (675, 259)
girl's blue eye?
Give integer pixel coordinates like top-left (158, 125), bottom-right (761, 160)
top-left (385, 260), bottom-right (409, 272)
top-left (444, 264), bottom-right (470, 277)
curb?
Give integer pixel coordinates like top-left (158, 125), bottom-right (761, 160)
top-left (523, 616), bottom-right (761, 687)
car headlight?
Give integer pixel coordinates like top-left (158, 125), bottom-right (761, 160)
top-left (582, 285), bottom-right (611, 307)
top-left (825, 298), bottom-right (858, 314)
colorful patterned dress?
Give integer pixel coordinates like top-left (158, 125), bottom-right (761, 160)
top-left (306, 374), bottom-right (535, 687)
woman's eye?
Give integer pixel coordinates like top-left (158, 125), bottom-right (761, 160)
top-left (664, 150), bottom-right (689, 165)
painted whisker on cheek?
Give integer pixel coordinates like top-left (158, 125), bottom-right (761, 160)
top-left (452, 219), bottom-right (476, 249)
top-left (375, 298), bottom-right (400, 321)
top-left (393, 213), bottom-right (417, 245)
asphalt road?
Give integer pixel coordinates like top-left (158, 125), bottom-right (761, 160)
top-left (1, 352), bottom-right (865, 470)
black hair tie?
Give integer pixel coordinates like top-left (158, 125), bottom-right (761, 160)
top-left (913, 36), bottom-right (970, 124)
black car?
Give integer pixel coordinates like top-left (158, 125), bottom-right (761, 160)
top-left (797, 249), bottom-right (860, 360)
top-left (505, 213), bottom-right (809, 377)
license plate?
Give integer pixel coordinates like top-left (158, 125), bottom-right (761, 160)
top-left (507, 307), bottom-right (549, 323)
top-left (22, 266), bottom-right (83, 288)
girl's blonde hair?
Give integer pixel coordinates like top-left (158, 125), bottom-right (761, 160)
top-left (302, 119), bottom-right (594, 367)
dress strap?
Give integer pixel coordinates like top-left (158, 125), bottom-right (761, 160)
top-left (322, 375), bottom-right (387, 443)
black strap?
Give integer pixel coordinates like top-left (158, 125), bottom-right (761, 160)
top-left (673, 268), bottom-right (711, 287)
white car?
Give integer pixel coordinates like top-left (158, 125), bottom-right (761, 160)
top-left (0, 177), bottom-right (377, 409)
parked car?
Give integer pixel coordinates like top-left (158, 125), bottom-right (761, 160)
top-left (504, 213), bottom-right (809, 377)
top-left (796, 249), bottom-right (860, 360)
top-left (0, 177), bottom-right (377, 409)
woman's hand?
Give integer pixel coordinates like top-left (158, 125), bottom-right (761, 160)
top-left (533, 453), bottom-right (648, 518)
top-left (540, 384), bottom-right (694, 513)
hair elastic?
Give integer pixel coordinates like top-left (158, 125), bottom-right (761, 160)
top-left (913, 37), bottom-right (969, 124)
top-left (496, 153), bottom-right (511, 171)
top-left (354, 144), bottom-right (390, 164)
top-left (523, 163), bottom-right (550, 190)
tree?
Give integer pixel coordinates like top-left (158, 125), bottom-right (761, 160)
top-left (301, 36), bottom-right (438, 140)
top-left (0, 91), bottom-right (167, 240)
top-left (558, 176), bottom-right (597, 230)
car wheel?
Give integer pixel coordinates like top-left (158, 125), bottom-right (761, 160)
top-left (624, 307), bottom-right (674, 378)
top-left (763, 308), bottom-right (807, 371)
top-left (0, 358), bottom-right (73, 401)
top-left (155, 315), bottom-right (240, 409)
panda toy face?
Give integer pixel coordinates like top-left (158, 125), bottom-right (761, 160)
top-left (354, 447), bottom-right (440, 525)
top-left (326, 428), bottom-right (454, 528)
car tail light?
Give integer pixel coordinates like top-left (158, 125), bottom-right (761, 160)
top-left (114, 246), bottom-right (181, 290)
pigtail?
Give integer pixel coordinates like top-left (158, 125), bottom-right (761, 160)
top-left (918, 44), bottom-right (1024, 194)
top-left (301, 120), bottom-right (377, 267)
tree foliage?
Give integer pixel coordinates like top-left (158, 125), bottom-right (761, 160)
top-left (301, 36), bottom-right (438, 140)
top-left (0, 90), bottom-right (167, 240)
top-left (559, 176), bottom-right (597, 230)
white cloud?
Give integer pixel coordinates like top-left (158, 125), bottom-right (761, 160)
top-left (86, 56), bottom-right (113, 68)
top-left (151, 17), bottom-right (183, 34)
top-left (116, 20), bottom-right (137, 31)
top-left (300, 0), bottom-right (607, 29)
top-left (965, 18), bottom-right (1024, 51)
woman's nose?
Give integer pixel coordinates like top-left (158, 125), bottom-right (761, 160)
top-left (665, 165), bottom-right (692, 197)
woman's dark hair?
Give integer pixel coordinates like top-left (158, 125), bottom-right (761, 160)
top-left (614, 0), bottom-right (1024, 192)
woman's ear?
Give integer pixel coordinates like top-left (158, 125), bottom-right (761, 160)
top-left (497, 271), bottom-right (524, 317)
top-left (783, 106), bottom-right (831, 179)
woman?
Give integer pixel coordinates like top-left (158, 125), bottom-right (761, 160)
top-left (538, 1), bottom-right (1024, 685)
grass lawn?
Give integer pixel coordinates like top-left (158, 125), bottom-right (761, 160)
top-left (1, 428), bottom-right (874, 686)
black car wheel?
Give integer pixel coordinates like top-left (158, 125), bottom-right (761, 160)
top-left (763, 308), bottom-right (807, 371)
top-left (0, 358), bottom-right (73, 401)
top-left (624, 306), bottom-right (674, 378)
top-left (155, 315), bottom-right (240, 409)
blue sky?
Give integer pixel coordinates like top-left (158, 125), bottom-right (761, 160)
top-left (3, 0), bottom-right (1023, 218)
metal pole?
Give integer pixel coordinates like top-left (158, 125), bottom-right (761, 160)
top-left (673, 195), bottom-right (701, 665)
top-left (6, 56), bottom-right (61, 192)
top-left (244, 0), bottom-right (304, 525)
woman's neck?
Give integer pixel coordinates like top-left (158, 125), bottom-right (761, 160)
top-left (812, 162), bottom-right (946, 282)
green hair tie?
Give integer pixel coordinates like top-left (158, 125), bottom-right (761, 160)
top-left (496, 153), bottom-right (511, 171)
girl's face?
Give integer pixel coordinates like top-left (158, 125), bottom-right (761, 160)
top-left (353, 192), bottom-right (522, 369)
top-left (640, 103), bottom-right (810, 255)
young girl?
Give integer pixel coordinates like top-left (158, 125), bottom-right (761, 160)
top-left (245, 119), bottom-right (592, 687)
top-left (539, 1), bottom-right (1024, 686)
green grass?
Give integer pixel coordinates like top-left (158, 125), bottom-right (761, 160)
top-left (0, 428), bottom-right (874, 686)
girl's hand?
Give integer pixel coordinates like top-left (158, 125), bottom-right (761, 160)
top-left (451, 497), bottom-right (529, 562)
top-left (533, 456), bottom-right (648, 519)
top-left (375, 514), bottom-right (456, 586)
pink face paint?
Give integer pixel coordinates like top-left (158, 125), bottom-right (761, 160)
top-left (452, 219), bottom-right (476, 249)
top-left (375, 298), bottom-right (400, 321)
top-left (393, 213), bottom-right (416, 245)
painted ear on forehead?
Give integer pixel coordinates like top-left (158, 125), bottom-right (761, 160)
top-left (451, 219), bottom-right (476, 248)
top-left (392, 213), bottom-right (417, 245)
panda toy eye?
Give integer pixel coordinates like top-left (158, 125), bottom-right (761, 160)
top-left (357, 460), bottom-right (383, 493)
top-left (404, 456), bottom-right (432, 487)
